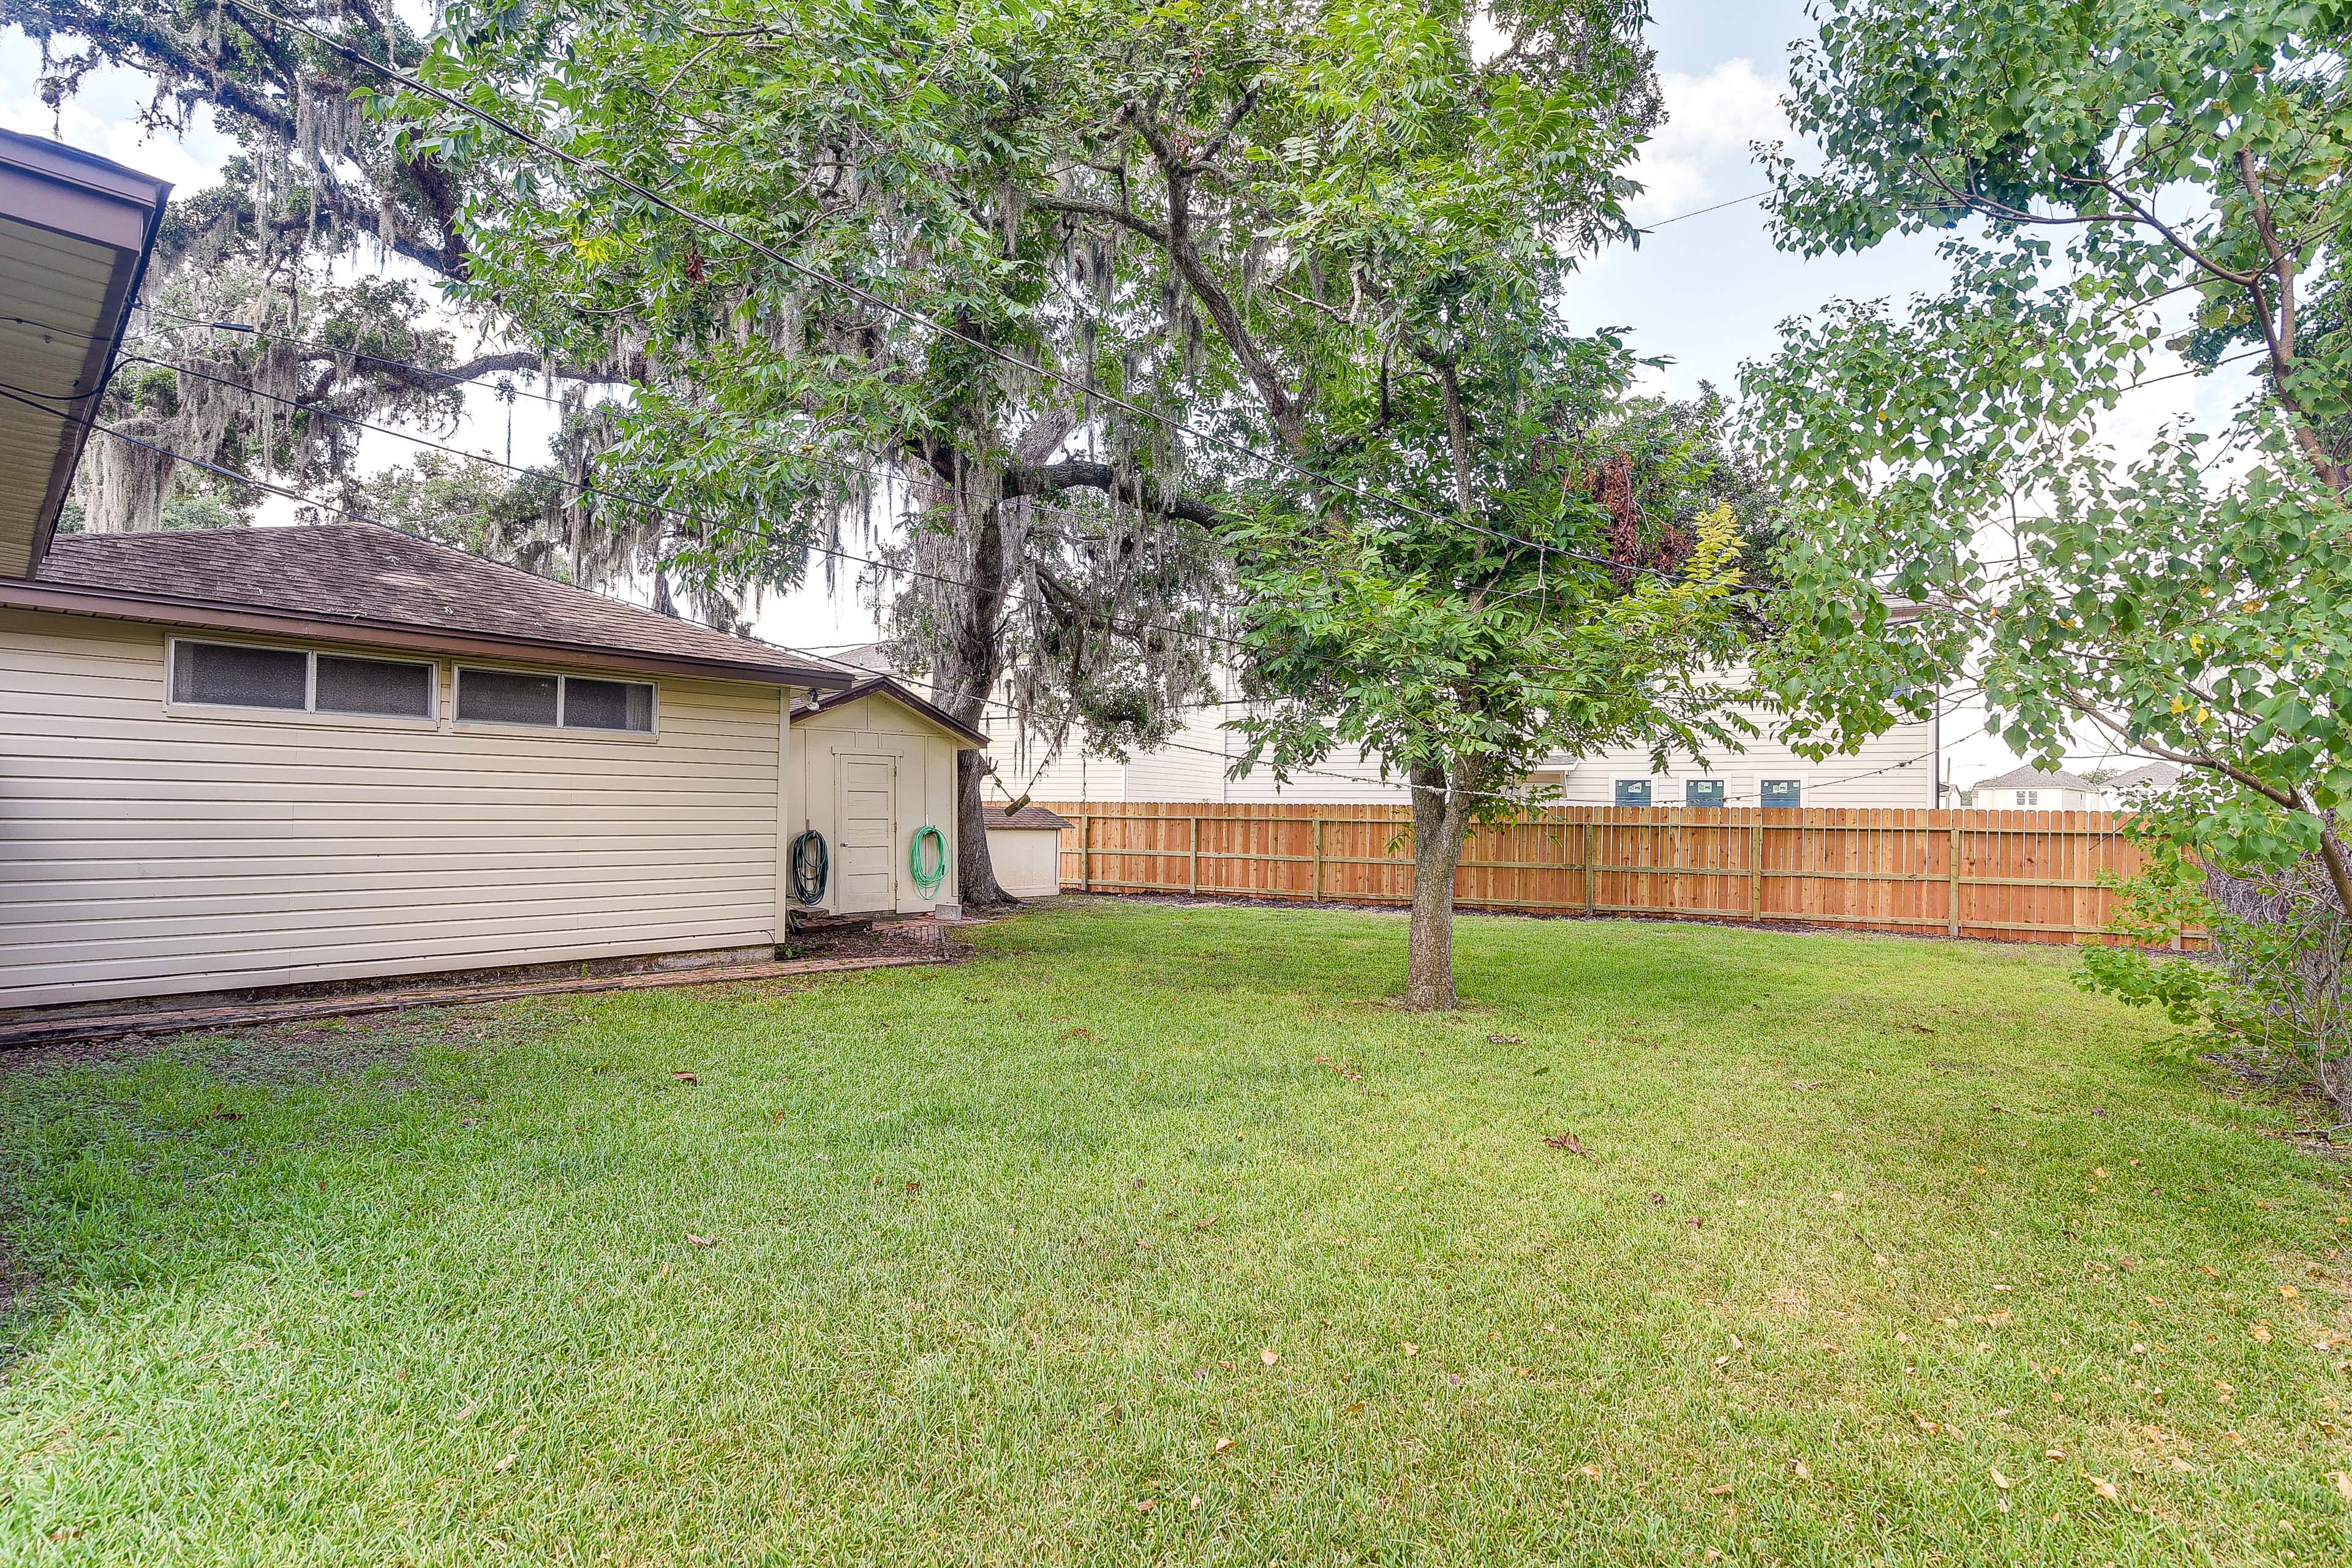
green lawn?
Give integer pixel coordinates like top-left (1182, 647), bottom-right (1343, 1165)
top-left (2, 902), bottom-right (2348, 1565)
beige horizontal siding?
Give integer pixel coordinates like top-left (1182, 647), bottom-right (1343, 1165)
top-left (0, 610), bottom-right (787, 1008)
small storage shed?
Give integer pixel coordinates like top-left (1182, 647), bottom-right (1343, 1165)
top-left (985, 805), bottom-right (1072, 899)
top-left (788, 679), bottom-right (988, 920)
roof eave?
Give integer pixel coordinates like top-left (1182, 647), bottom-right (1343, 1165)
top-left (800, 676), bottom-right (989, 747)
top-left (0, 575), bottom-right (854, 691)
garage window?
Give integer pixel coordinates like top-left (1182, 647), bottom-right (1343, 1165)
top-left (170, 639), bottom-right (433, 718)
top-left (1614, 779), bottom-right (1652, 806)
top-left (1686, 778), bottom-right (1726, 807)
top-left (458, 667), bottom-right (655, 733)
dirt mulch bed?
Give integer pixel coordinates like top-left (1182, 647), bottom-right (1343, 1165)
top-left (0, 929), bottom-right (968, 1061)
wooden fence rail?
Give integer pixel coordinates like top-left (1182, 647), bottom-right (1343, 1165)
top-left (1038, 802), bottom-right (2195, 948)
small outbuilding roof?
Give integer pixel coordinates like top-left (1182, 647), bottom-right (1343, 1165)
top-left (795, 674), bottom-right (989, 748)
top-left (989, 804), bottom-right (1074, 831)
top-left (1973, 764), bottom-right (2098, 794)
top-left (13, 524), bottom-right (854, 689)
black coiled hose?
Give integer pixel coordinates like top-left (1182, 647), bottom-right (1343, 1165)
top-left (789, 829), bottom-right (829, 905)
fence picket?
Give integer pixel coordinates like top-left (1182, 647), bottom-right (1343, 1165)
top-left (1042, 802), bottom-right (2199, 949)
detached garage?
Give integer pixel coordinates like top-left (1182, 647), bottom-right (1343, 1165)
top-left (0, 130), bottom-right (987, 1016)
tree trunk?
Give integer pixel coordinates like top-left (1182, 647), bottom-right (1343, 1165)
top-left (1404, 761), bottom-right (1474, 1010)
top-left (952, 745), bottom-right (1014, 908)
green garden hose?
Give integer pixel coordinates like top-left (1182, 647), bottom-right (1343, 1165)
top-left (908, 824), bottom-right (948, 898)
top-left (790, 829), bottom-right (829, 905)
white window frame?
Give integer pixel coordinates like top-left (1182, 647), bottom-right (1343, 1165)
top-left (164, 637), bottom-right (439, 728)
top-left (2016, 789), bottom-right (2040, 807)
top-left (452, 662), bottom-right (661, 741)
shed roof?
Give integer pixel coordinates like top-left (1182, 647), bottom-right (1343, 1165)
top-left (15, 524), bottom-right (853, 689)
top-left (1973, 764), bottom-right (2098, 793)
top-left (989, 804), bottom-right (1074, 831)
top-left (795, 674), bottom-right (989, 748)
top-left (0, 129), bottom-right (172, 576)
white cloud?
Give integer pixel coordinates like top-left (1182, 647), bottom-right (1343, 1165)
top-left (1, 31), bottom-right (228, 192)
top-left (1626, 58), bottom-right (1785, 221)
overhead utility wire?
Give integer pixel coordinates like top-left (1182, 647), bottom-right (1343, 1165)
top-left (226, 0), bottom-right (1700, 588)
top-left (104, 352), bottom-right (1276, 662)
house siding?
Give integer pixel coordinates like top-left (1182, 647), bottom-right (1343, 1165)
top-left (0, 609), bottom-right (788, 1009)
top-left (979, 687), bottom-right (1940, 809)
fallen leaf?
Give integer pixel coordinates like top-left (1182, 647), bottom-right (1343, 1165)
top-left (2173, 1458), bottom-right (2194, 1474)
top-left (672, 1071), bottom-right (700, 1084)
top-left (1706, 1483), bottom-right (1735, 1496)
top-left (492, 1452), bottom-right (518, 1473)
top-left (2094, 1167), bottom-right (2108, 1179)
top-left (2088, 1476), bottom-right (2119, 1502)
top-left (2250, 1324), bottom-right (2272, 1344)
top-left (1543, 1129), bottom-right (1592, 1158)
top-left (348, 1288), bottom-right (371, 1299)
top-left (1261, 1348), bottom-right (1279, 1367)
top-left (1580, 1464), bottom-right (1602, 1480)
top-left (1190, 1494), bottom-right (1202, 1510)
top-left (1992, 1283), bottom-right (2013, 1292)
top-left (1488, 1033), bottom-right (1526, 1046)
top-left (1134, 1498), bottom-right (1155, 1513)
top-left (2202, 1264), bottom-right (2221, 1278)
top-left (686, 1234), bottom-right (715, 1248)
top-left (2333, 1471), bottom-right (2352, 1503)
top-left (453, 1403), bottom-right (476, 1423)
top-left (2281, 1284), bottom-right (2299, 1300)
top-left (1792, 1460), bottom-right (1811, 1480)
top-left (1990, 1467), bottom-right (2011, 1491)
top-left (2045, 1448), bottom-right (2067, 1461)
top-left (1403, 1343), bottom-right (1419, 1357)
top-left (1214, 1436), bottom-right (1235, 1454)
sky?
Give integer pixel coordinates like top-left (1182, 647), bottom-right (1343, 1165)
top-left (0, 2), bottom-right (2220, 786)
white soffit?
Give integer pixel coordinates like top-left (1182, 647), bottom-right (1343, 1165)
top-left (0, 130), bottom-right (171, 579)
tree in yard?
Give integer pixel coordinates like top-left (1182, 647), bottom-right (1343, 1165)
top-left (1741, 1), bottom-right (2352, 1096)
top-left (1233, 333), bottom-right (1755, 1009)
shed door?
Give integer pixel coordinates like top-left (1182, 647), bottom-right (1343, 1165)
top-left (835, 755), bottom-right (897, 913)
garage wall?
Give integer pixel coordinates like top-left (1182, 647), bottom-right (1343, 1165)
top-left (788, 693), bottom-right (960, 914)
top-left (0, 609), bottom-right (791, 1009)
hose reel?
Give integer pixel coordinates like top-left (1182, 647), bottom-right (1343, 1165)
top-left (908, 824), bottom-right (948, 898)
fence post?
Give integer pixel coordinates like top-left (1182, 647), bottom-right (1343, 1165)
top-left (1749, 815), bottom-right (1764, 919)
top-left (1189, 815), bottom-right (1200, 895)
top-left (1078, 813), bottom-right (1091, 892)
top-left (1947, 818), bottom-right (1962, 938)
top-left (1312, 818), bottom-right (1325, 902)
top-left (1583, 816), bottom-right (1597, 915)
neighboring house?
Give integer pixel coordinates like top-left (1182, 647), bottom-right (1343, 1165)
top-left (984, 804), bottom-right (1073, 898)
top-left (1970, 764), bottom-right (2101, 810)
top-left (0, 135), bottom-right (981, 1014)
top-left (2099, 761), bottom-right (2181, 807)
top-left (936, 659), bottom-right (1947, 810)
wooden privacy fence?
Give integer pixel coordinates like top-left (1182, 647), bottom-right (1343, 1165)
top-left (1038, 802), bottom-right (2193, 947)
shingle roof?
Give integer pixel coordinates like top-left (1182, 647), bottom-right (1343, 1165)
top-left (1973, 764), bottom-right (2098, 793)
top-left (20, 524), bottom-right (851, 688)
top-left (989, 804), bottom-right (1074, 831)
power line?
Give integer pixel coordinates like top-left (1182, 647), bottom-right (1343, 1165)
top-left (107, 350), bottom-right (1272, 662)
top-left (1642, 189), bottom-right (1771, 230)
